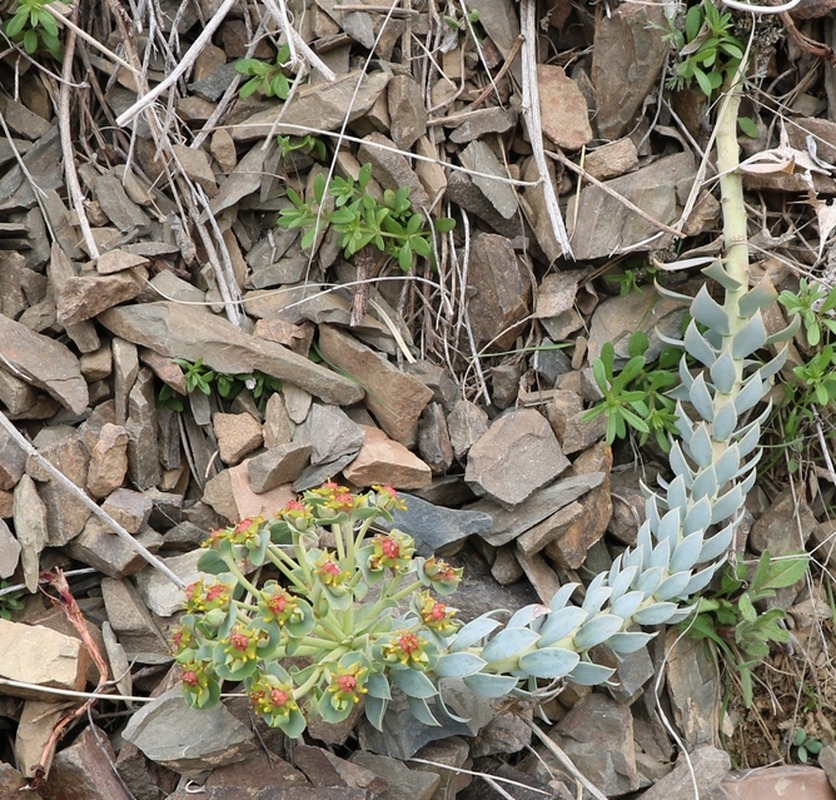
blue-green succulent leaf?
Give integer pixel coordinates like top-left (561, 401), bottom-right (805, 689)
top-left (518, 647), bottom-right (580, 679)
top-left (462, 672), bottom-right (520, 697)
top-left (568, 661), bottom-right (616, 685)
top-left (573, 614), bottom-right (624, 650)
top-left (481, 627), bottom-right (540, 662)
top-left (434, 653), bottom-right (488, 678)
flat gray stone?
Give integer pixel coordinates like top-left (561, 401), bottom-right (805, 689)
top-left (383, 492), bottom-right (492, 556)
top-left (122, 687), bottom-right (254, 772)
top-left (465, 409), bottom-right (570, 508)
top-left (306, 404), bottom-right (364, 466)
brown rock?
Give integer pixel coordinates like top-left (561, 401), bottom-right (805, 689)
top-left (465, 409), bottom-right (570, 508)
top-left (210, 128), bottom-right (237, 172)
top-left (447, 399), bottom-right (489, 461)
top-left (465, 233), bottom-right (531, 351)
top-left (15, 699), bottom-right (74, 781)
top-left (56, 270), bottom-right (145, 326)
top-left (213, 412), bottom-right (264, 465)
top-left (584, 138), bottom-right (639, 181)
top-left (100, 578), bottom-right (168, 662)
top-left (229, 461), bottom-right (295, 520)
top-left (750, 487), bottom-right (818, 555)
top-left (417, 402), bottom-right (454, 474)
top-left (98, 302), bottom-right (363, 406)
top-left (65, 518), bottom-right (163, 579)
top-left (0, 518), bottom-right (20, 579)
top-left (722, 766), bottom-right (836, 800)
top-left (538, 65), bottom-right (592, 150)
top-left (343, 426), bottom-right (432, 490)
top-left (26, 430), bottom-right (91, 546)
top-left (318, 324), bottom-right (433, 445)
top-left (0, 313), bottom-right (88, 414)
top-left (86, 423), bottom-right (129, 498)
top-left (171, 143), bottom-right (218, 197)
top-left (387, 75), bottom-right (427, 150)
top-left (247, 442), bottom-right (312, 493)
top-left (0, 619), bottom-right (89, 699)
top-left (101, 487), bottom-right (152, 533)
top-left (13, 474), bottom-right (47, 592)
top-left (96, 249), bottom-right (149, 275)
top-left (0, 429), bottom-right (25, 490)
top-left (125, 368), bottom-right (162, 490)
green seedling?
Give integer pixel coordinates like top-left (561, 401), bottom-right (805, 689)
top-left (277, 134), bottom-right (327, 163)
top-left (236, 44), bottom-right (294, 99)
top-left (3, 0), bottom-right (69, 59)
top-left (583, 331), bottom-right (680, 452)
top-left (792, 728), bottom-right (824, 763)
top-left (666, 0), bottom-right (745, 97)
top-left (0, 581), bottom-right (25, 620)
top-left (605, 264), bottom-right (661, 297)
top-left (277, 163), bottom-right (455, 272)
top-left (687, 551), bottom-right (809, 707)
top-left (778, 279), bottom-right (836, 348)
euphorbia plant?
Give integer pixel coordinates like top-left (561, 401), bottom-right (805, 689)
top-left (173, 483), bottom-right (467, 736)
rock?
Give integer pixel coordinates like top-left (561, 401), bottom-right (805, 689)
top-left (591, 1), bottom-right (669, 139)
top-left (171, 143), bottom-right (217, 197)
top-left (750, 487), bottom-right (818, 555)
top-left (125, 368), bottom-right (162, 490)
top-left (538, 65), bottom-right (592, 149)
top-left (388, 75), bottom-right (427, 150)
top-left (469, 711), bottom-right (532, 758)
top-left (517, 501), bottom-right (584, 557)
top-left (465, 233), bottom-right (531, 351)
top-left (448, 107), bottom-right (517, 144)
top-left (490, 545), bottom-right (524, 585)
top-left (247, 442), bottom-right (312, 493)
top-left (0, 313), bottom-right (88, 414)
top-left (0, 518), bottom-right (20, 579)
top-left (585, 138), bottom-right (639, 181)
top-left (95, 248), bottom-right (149, 275)
top-left (114, 741), bottom-right (179, 800)
top-left (470, 472), bottom-right (606, 546)
top-left (306, 404), bottom-right (364, 465)
top-left (38, 725), bottom-right (133, 800)
top-left (0, 619), bottom-right (89, 699)
top-left (640, 745), bottom-right (730, 800)
top-left (410, 737), bottom-right (472, 799)
top-left (567, 152), bottom-right (696, 261)
top-left (534, 271), bottom-right (585, 340)
top-left (358, 131), bottom-right (430, 208)
top-left (263, 392), bottom-right (294, 448)
top-left (0, 761), bottom-right (44, 798)
top-left (458, 140), bottom-right (518, 220)
top-left (113, 337), bottom-right (139, 425)
top-left (721, 765), bottom-right (836, 800)
top-left (343, 425), bottom-right (432, 490)
top-left (293, 451), bottom-right (358, 492)
top-left (664, 628), bottom-right (719, 747)
top-left (134, 550), bottom-right (203, 617)
top-left (228, 461), bottom-right (294, 519)
top-left (15, 699), bottom-right (75, 781)
top-left (204, 749), bottom-right (308, 792)
top-left (231, 71), bottom-right (390, 143)
top-left (446, 170), bottom-right (521, 238)
top-left (417, 403), bottom-right (454, 475)
top-left (211, 128), bottom-right (237, 172)
top-left (91, 170), bottom-right (151, 234)
top-left (100, 578), bottom-right (169, 663)
top-left (64, 517), bottom-right (163, 579)
top-left (293, 744), bottom-right (388, 793)
top-left (87, 423), bottom-right (129, 498)
top-left (318, 324), bottom-right (433, 444)
top-left (356, 681), bottom-right (491, 760)
top-left (788, 117), bottom-right (836, 163)
top-left (0, 428), bottom-right (25, 490)
top-left (821, 745), bottom-right (836, 792)
top-left (547, 390), bottom-right (607, 455)
top-left (350, 750), bottom-right (441, 800)
top-left (465, 409), bottom-right (570, 508)
top-left (587, 287), bottom-right (689, 364)
top-left (515, 550), bottom-right (561, 603)
top-left (544, 474), bottom-right (612, 569)
top-left (99, 302), bottom-right (363, 406)
top-left (213, 412), bottom-right (264, 465)
top-left (12, 474), bottom-right (47, 591)
top-left (549, 693), bottom-right (639, 796)
top-left (102, 487), bottom-right (153, 532)
top-left (489, 362), bottom-right (522, 409)
top-left (382, 491), bottom-right (492, 555)
top-left (447, 400), bottom-right (489, 461)
top-left (121, 686), bottom-right (255, 773)
top-left (56, 270), bottom-right (146, 326)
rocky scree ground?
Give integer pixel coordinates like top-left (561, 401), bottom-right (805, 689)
top-left (1, 0), bottom-right (836, 798)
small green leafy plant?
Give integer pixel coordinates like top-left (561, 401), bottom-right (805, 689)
top-left (0, 581), bottom-right (25, 620)
top-left (157, 358), bottom-right (281, 412)
top-left (686, 551), bottom-right (809, 707)
top-left (235, 43), bottom-right (294, 99)
top-left (3, 0), bottom-right (68, 59)
top-left (666, 0), bottom-right (745, 97)
top-left (778, 278), bottom-right (836, 348)
top-left (791, 728), bottom-right (824, 763)
top-left (605, 263), bottom-right (661, 297)
top-left (173, 483), bottom-right (466, 736)
top-left (583, 331), bottom-right (680, 452)
top-left (277, 134), bottom-right (327, 163)
top-left (277, 163), bottom-right (455, 272)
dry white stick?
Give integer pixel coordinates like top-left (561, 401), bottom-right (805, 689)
top-left (260, 0), bottom-right (336, 80)
top-left (519, 0), bottom-right (573, 259)
top-left (46, 3), bottom-right (141, 76)
top-left (115, 0), bottom-right (239, 127)
top-left (0, 411), bottom-right (186, 589)
top-left (58, 18), bottom-right (100, 258)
